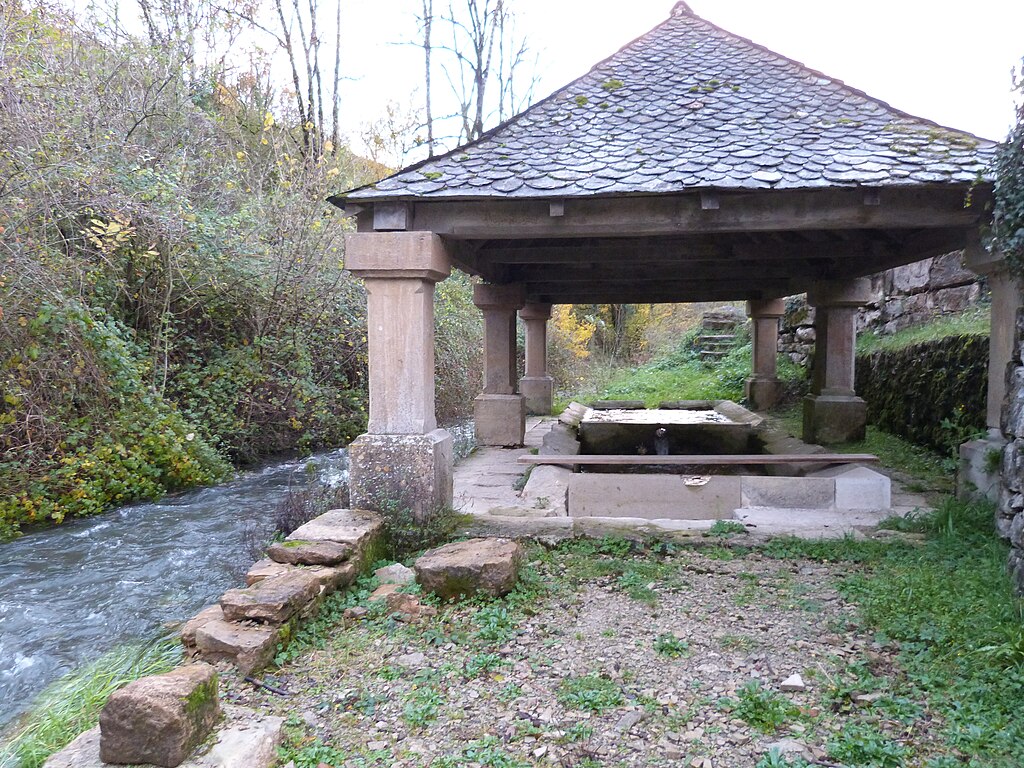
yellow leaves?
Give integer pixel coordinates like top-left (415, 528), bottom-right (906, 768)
top-left (235, 151), bottom-right (246, 161)
top-left (261, 137), bottom-right (269, 145)
top-left (85, 214), bottom-right (135, 255)
top-left (551, 304), bottom-right (596, 360)
top-left (225, 181), bottom-right (236, 190)
top-left (325, 167), bottom-right (340, 178)
top-left (324, 141), bottom-right (334, 154)
top-left (263, 112), bottom-right (275, 130)
top-left (304, 121), bottom-right (314, 131)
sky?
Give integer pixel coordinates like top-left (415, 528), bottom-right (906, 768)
top-left (335, 0), bottom-right (1024, 155)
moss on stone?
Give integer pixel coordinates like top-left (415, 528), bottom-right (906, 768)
top-left (184, 674), bottom-right (217, 715)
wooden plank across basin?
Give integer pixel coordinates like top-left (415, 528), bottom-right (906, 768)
top-left (518, 454), bottom-right (879, 466)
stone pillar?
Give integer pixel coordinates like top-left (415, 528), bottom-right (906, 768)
top-left (473, 283), bottom-right (527, 446)
top-left (519, 303), bottom-right (554, 415)
top-left (959, 247), bottom-right (1023, 503)
top-left (803, 278), bottom-right (873, 444)
top-left (744, 298), bottom-right (785, 411)
top-left (344, 232), bottom-right (454, 519)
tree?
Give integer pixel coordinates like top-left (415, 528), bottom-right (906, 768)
top-left (417, 0), bottom-right (537, 149)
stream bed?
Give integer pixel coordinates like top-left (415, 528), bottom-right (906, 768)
top-left (0, 424), bottom-right (474, 730)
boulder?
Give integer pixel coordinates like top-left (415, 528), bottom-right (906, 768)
top-left (194, 620), bottom-right (280, 675)
top-left (99, 663), bottom-right (220, 768)
top-left (220, 570), bottom-right (321, 624)
top-left (266, 539), bottom-right (351, 566)
top-left (245, 559), bottom-right (292, 585)
top-left (285, 509), bottom-right (384, 567)
top-left (414, 538), bottom-right (523, 600)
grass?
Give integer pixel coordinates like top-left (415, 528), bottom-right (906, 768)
top-left (556, 674), bottom-right (624, 712)
top-left (720, 680), bottom-right (800, 734)
top-left (773, 404), bottom-right (951, 493)
top-left (856, 306), bottom-right (990, 355)
top-left (0, 635), bottom-right (181, 768)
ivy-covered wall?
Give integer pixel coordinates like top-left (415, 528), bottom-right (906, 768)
top-left (855, 335), bottom-right (989, 454)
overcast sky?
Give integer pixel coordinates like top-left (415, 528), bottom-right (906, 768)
top-left (336, 0), bottom-right (1023, 152)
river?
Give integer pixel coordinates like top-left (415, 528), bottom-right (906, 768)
top-left (0, 424), bottom-right (474, 730)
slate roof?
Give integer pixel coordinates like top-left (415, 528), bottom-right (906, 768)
top-left (337, 2), bottom-right (995, 204)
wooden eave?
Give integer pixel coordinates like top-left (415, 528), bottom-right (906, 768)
top-left (347, 183), bottom-right (991, 305)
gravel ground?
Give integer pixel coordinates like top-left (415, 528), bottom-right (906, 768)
top-left (219, 541), bottom-right (945, 768)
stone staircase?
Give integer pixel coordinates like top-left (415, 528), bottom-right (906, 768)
top-left (697, 307), bottom-right (745, 364)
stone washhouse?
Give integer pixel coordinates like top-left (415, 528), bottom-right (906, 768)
top-left (330, 2), bottom-right (1015, 521)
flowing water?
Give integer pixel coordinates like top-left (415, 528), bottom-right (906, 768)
top-left (0, 424), bottom-right (474, 730)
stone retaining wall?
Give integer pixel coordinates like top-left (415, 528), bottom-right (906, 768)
top-left (779, 251), bottom-right (986, 366)
top-left (998, 308), bottom-right (1024, 593)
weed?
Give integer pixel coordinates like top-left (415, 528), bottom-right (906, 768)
top-left (653, 633), bottom-right (690, 658)
top-left (435, 736), bottom-right (531, 768)
top-left (755, 749), bottom-right (808, 768)
top-left (719, 634), bottom-right (758, 652)
top-left (707, 520), bottom-right (748, 537)
top-left (402, 688), bottom-right (444, 729)
top-left (464, 652), bottom-right (507, 678)
top-left (277, 739), bottom-right (349, 768)
top-left (557, 674), bottom-right (624, 712)
top-left (826, 722), bottom-right (909, 767)
top-left (720, 681), bottom-right (799, 734)
top-left (560, 722), bottom-right (594, 743)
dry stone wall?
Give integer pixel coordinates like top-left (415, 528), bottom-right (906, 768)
top-left (999, 308), bottom-right (1024, 593)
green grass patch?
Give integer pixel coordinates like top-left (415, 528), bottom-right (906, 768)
top-left (0, 635), bottom-right (181, 768)
top-left (772, 404), bottom-right (950, 493)
top-left (719, 680), bottom-right (800, 734)
top-left (856, 306), bottom-right (989, 355)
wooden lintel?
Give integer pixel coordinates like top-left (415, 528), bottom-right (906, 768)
top-left (407, 186), bottom-right (988, 239)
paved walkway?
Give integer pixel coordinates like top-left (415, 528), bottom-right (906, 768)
top-left (453, 417), bottom-right (553, 514)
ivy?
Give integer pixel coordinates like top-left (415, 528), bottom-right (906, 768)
top-left (993, 59), bottom-right (1024, 279)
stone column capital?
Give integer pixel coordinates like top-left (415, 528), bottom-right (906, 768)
top-left (807, 278), bottom-right (873, 308)
top-left (345, 232), bottom-right (451, 282)
top-left (746, 298), bottom-right (785, 319)
top-left (519, 302), bottom-right (552, 322)
top-left (473, 282), bottom-right (526, 311)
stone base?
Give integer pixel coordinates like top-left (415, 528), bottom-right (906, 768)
top-left (349, 429), bottom-right (453, 519)
top-left (474, 394), bottom-right (526, 447)
top-left (744, 376), bottom-right (783, 411)
top-left (958, 434), bottom-right (1006, 503)
top-left (802, 394), bottom-right (867, 445)
top-left (519, 376), bottom-right (554, 415)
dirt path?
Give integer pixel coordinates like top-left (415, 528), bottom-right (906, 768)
top-left (219, 541), bottom-right (943, 767)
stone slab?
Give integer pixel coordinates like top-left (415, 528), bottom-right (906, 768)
top-left (414, 538), bottom-right (524, 599)
top-left (194, 620), bottom-right (280, 676)
top-left (539, 423), bottom-right (581, 456)
top-left (735, 506), bottom-right (890, 538)
top-left (958, 436), bottom-right (1005, 503)
top-left (219, 570), bottom-right (321, 625)
top-left (809, 465), bottom-right (891, 509)
top-left (349, 431), bottom-right (453, 522)
top-left (181, 605), bottom-right (225, 649)
top-left (99, 663), bottom-right (219, 767)
top-left (520, 465), bottom-right (571, 515)
top-left (245, 560), bottom-right (354, 594)
top-left (286, 508), bottom-right (385, 565)
top-left (741, 477), bottom-right (836, 509)
top-left (568, 474), bottom-right (742, 520)
top-left (266, 539), bottom-right (351, 566)
top-left (458, 514), bottom-right (575, 542)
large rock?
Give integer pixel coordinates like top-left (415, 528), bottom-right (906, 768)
top-left (285, 509), bottom-right (384, 568)
top-left (266, 539), bottom-right (351, 566)
top-left (181, 605), bottom-right (225, 650)
top-left (194, 620), bottom-right (280, 675)
top-left (245, 559), bottom-right (355, 594)
top-left (99, 663), bottom-right (220, 768)
top-left (219, 570), bottom-right (321, 624)
top-left (414, 538), bottom-right (523, 600)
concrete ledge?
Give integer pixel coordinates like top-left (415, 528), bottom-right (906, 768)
top-left (742, 476), bottom-right (835, 508)
top-left (520, 465), bottom-right (571, 515)
top-left (569, 474), bottom-right (741, 520)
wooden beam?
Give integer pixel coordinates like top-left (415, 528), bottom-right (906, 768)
top-left (518, 454), bottom-right (880, 466)
top-left (405, 186), bottom-right (988, 240)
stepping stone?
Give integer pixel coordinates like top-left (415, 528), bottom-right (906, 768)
top-left (285, 509), bottom-right (384, 567)
top-left (194, 620), bottom-right (280, 676)
top-left (266, 539), bottom-right (352, 566)
top-left (220, 570), bottom-right (321, 624)
top-left (414, 537), bottom-right (524, 600)
top-left (99, 663), bottom-right (220, 767)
